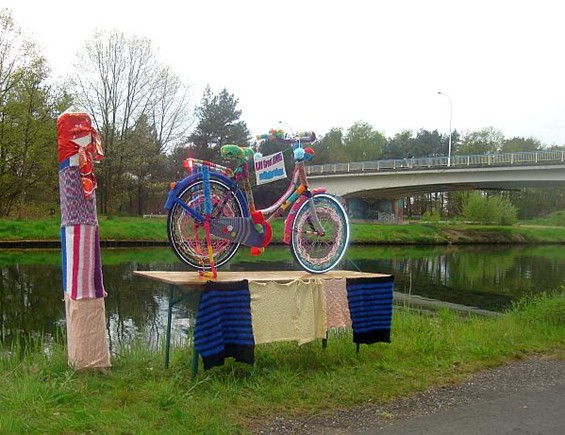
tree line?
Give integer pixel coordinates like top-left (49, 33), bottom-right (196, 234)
top-left (0, 9), bottom-right (563, 221)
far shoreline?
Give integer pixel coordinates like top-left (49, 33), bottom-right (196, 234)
top-left (2, 238), bottom-right (565, 250)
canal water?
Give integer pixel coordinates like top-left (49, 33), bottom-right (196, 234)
top-left (1, 244), bottom-right (564, 350)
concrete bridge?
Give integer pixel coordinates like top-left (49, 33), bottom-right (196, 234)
top-left (305, 150), bottom-right (565, 219)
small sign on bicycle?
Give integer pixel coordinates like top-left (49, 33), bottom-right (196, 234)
top-left (254, 152), bottom-right (287, 185)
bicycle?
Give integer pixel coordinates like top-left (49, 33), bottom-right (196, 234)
top-left (164, 129), bottom-right (350, 277)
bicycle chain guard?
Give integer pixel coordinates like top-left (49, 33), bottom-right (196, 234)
top-left (208, 217), bottom-right (272, 248)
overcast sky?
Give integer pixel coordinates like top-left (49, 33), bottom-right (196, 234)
top-left (4, 0), bottom-right (565, 146)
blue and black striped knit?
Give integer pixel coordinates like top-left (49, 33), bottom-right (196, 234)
top-left (194, 280), bottom-right (255, 370)
top-left (346, 276), bottom-right (394, 344)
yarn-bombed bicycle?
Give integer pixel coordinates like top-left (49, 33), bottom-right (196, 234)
top-left (164, 129), bottom-right (349, 277)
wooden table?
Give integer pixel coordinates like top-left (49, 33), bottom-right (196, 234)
top-left (133, 270), bottom-right (389, 374)
top-left (134, 270), bottom-right (388, 285)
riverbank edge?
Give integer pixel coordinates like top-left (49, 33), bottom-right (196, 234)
top-left (3, 219), bottom-right (565, 247)
top-left (2, 238), bottom-right (565, 249)
top-left (0, 239), bottom-right (168, 249)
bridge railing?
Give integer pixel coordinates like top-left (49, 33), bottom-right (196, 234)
top-left (307, 150), bottom-right (565, 175)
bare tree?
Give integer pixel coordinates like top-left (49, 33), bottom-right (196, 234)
top-left (0, 9), bottom-right (33, 103)
top-left (151, 66), bottom-right (193, 152)
top-left (70, 30), bottom-right (192, 214)
top-left (0, 10), bottom-right (61, 217)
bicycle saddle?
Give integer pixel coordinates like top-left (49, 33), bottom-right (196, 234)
top-left (220, 144), bottom-right (254, 164)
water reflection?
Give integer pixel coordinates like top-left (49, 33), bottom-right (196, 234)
top-left (1, 244), bottom-right (564, 350)
top-left (345, 245), bottom-right (565, 311)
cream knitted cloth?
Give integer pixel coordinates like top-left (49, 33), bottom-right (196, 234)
top-left (249, 279), bottom-right (326, 345)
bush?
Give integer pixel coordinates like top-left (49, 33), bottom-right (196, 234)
top-left (461, 192), bottom-right (517, 225)
top-left (492, 196), bottom-right (518, 225)
top-left (462, 193), bottom-right (487, 223)
top-left (422, 209), bottom-right (441, 223)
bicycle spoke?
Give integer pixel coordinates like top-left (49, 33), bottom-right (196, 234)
top-left (291, 194), bottom-right (349, 273)
top-left (167, 178), bottom-right (243, 270)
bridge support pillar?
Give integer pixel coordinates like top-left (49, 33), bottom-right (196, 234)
top-left (392, 199), bottom-right (403, 222)
top-left (345, 197), bottom-right (403, 222)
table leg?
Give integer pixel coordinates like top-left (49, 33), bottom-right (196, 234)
top-left (191, 348), bottom-right (199, 378)
top-left (190, 291), bottom-right (203, 378)
top-left (165, 284), bottom-right (174, 368)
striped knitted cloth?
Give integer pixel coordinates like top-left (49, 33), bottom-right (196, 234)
top-left (346, 276), bottom-right (394, 344)
top-left (194, 280), bottom-right (255, 370)
top-left (59, 163), bottom-right (104, 300)
top-left (61, 225), bottom-right (105, 299)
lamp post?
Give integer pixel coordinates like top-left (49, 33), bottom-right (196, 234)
top-left (437, 91), bottom-right (452, 167)
top-left (278, 120), bottom-right (294, 136)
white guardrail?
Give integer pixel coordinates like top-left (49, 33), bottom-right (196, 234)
top-left (306, 150), bottom-right (565, 176)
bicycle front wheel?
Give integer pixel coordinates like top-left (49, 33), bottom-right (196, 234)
top-left (290, 193), bottom-right (350, 273)
top-left (167, 178), bottom-right (244, 270)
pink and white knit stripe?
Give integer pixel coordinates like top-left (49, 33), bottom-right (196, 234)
top-left (62, 225), bottom-right (105, 299)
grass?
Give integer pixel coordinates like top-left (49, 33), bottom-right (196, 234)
top-left (1, 291), bottom-right (564, 433)
top-left (524, 210), bottom-right (565, 226)
top-left (4, 216), bottom-right (565, 245)
top-left (0, 216), bottom-right (168, 241)
top-left (350, 221), bottom-right (447, 243)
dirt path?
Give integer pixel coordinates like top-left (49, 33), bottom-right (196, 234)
top-left (255, 355), bottom-right (565, 434)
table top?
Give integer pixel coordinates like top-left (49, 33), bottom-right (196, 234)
top-left (133, 270), bottom-right (390, 286)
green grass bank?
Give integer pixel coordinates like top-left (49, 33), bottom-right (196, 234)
top-left (2, 215), bottom-right (565, 245)
top-left (1, 291), bottom-right (564, 433)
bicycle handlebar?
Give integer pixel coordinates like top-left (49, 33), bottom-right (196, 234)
top-left (256, 129), bottom-right (317, 145)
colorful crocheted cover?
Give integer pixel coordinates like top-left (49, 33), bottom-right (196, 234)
top-left (209, 217), bottom-right (271, 248)
top-left (59, 166), bottom-right (98, 227)
top-left (346, 276), bottom-right (394, 344)
top-left (58, 109), bottom-right (105, 300)
top-left (57, 111), bottom-right (103, 200)
top-left (61, 225), bottom-right (105, 299)
top-left (193, 280), bottom-right (255, 370)
top-left (322, 278), bottom-right (351, 330)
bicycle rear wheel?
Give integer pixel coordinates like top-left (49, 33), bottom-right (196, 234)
top-left (290, 193), bottom-right (349, 273)
top-left (167, 178), bottom-right (244, 270)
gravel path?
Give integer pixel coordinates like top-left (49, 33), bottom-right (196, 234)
top-left (255, 355), bottom-right (565, 434)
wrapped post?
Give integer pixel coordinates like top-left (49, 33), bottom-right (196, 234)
top-left (57, 108), bottom-right (111, 370)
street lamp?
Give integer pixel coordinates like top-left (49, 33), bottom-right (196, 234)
top-left (437, 91), bottom-right (452, 167)
top-left (278, 120), bottom-right (294, 136)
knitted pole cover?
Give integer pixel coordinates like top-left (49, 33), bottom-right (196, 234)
top-left (57, 108), bottom-right (110, 370)
top-left (57, 109), bottom-right (105, 300)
